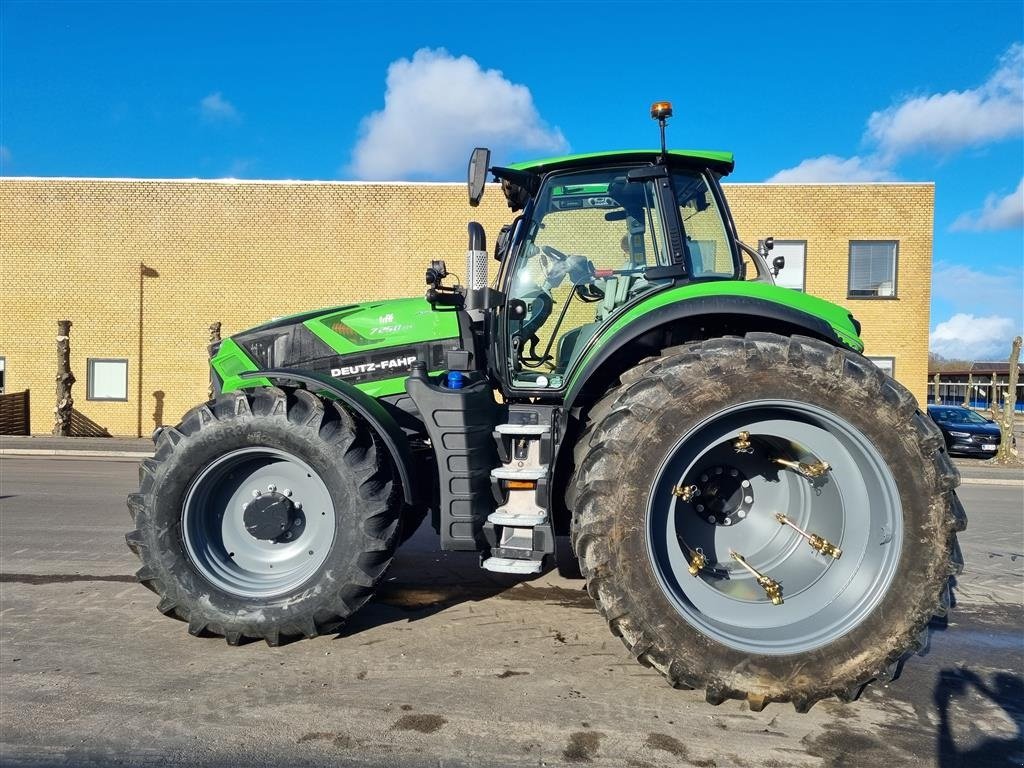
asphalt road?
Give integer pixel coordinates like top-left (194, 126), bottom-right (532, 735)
top-left (0, 456), bottom-right (1021, 768)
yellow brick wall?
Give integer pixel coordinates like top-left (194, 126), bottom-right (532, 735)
top-left (0, 179), bottom-right (932, 436)
top-left (727, 183), bottom-right (933, 407)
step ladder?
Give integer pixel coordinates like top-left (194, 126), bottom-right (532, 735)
top-left (481, 420), bottom-right (554, 574)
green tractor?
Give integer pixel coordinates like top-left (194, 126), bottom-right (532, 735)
top-left (127, 102), bottom-right (964, 711)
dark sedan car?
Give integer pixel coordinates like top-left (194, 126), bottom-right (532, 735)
top-left (927, 405), bottom-right (1002, 457)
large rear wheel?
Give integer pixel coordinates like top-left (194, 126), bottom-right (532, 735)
top-left (569, 334), bottom-right (966, 711)
top-left (126, 386), bottom-right (401, 645)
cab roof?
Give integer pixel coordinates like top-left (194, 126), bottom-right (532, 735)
top-left (506, 149), bottom-right (735, 177)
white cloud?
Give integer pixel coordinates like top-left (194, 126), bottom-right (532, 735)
top-left (199, 92), bottom-right (239, 122)
top-left (930, 313), bottom-right (1020, 360)
top-left (766, 154), bottom-right (895, 183)
top-left (951, 177), bottom-right (1024, 231)
top-left (932, 261), bottom-right (1024, 323)
top-left (867, 44), bottom-right (1023, 160)
top-left (349, 48), bottom-right (568, 180)
top-left (767, 44), bottom-right (1024, 181)
top-left (224, 158), bottom-right (256, 178)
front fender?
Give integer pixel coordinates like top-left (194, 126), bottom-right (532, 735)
top-left (240, 369), bottom-right (415, 505)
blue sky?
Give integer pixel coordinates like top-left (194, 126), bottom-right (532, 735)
top-left (2, 1), bottom-right (1022, 359)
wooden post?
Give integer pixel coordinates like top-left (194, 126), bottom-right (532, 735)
top-left (207, 322), bottom-right (222, 401)
top-left (53, 320), bottom-right (75, 436)
top-left (997, 337), bottom-right (1021, 462)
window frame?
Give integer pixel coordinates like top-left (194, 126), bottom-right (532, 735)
top-left (867, 356), bottom-right (896, 377)
top-left (847, 240), bottom-right (899, 299)
top-left (771, 239), bottom-right (808, 292)
top-left (0, 355), bottom-right (5, 395)
top-left (86, 358), bottom-right (129, 402)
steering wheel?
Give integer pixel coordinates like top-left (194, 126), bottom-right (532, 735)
top-left (541, 245), bottom-right (569, 262)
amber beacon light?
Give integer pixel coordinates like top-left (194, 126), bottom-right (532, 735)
top-left (650, 100), bottom-right (674, 155)
top-left (650, 100), bottom-right (673, 119)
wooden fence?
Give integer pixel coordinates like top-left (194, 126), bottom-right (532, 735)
top-left (0, 390), bottom-right (30, 435)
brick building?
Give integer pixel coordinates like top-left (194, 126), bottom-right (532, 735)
top-left (0, 178), bottom-right (934, 437)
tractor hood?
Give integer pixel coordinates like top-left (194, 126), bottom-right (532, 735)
top-left (211, 297), bottom-right (465, 398)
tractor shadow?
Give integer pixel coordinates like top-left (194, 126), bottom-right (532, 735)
top-left (933, 668), bottom-right (1024, 768)
top-left (334, 527), bottom-right (586, 639)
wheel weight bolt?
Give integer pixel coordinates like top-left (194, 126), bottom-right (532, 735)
top-left (729, 550), bottom-right (784, 605)
top-left (773, 457), bottom-right (831, 480)
top-left (267, 484), bottom-right (277, 492)
top-left (775, 513), bottom-right (843, 559)
top-left (733, 431), bottom-right (753, 454)
top-left (671, 484), bottom-right (699, 502)
top-left (687, 549), bottom-right (707, 576)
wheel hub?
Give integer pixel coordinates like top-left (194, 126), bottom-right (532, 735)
top-left (242, 492), bottom-right (303, 542)
top-left (691, 466), bottom-right (753, 526)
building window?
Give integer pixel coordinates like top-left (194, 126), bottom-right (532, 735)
top-left (849, 241), bottom-right (898, 298)
top-left (772, 240), bottom-right (806, 291)
top-left (0, 356), bottom-right (5, 394)
top-left (87, 358), bottom-right (129, 401)
top-left (868, 356), bottom-right (896, 377)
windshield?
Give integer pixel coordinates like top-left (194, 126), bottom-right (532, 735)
top-left (503, 166), bottom-right (735, 388)
top-left (931, 408), bottom-right (989, 425)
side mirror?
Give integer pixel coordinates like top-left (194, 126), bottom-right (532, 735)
top-left (468, 147), bottom-right (491, 207)
top-left (772, 255), bottom-right (786, 277)
top-left (495, 224), bottom-right (513, 261)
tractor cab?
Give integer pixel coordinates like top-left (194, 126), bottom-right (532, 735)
top-left (490, 153), bottom-right (741, 389)
top-left (455, 104), bottom-right (789, 398)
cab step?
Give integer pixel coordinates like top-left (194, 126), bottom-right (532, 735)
top-left (481, 556), bottom-right (544, 575)
top-left (482, 407), bottom-right (557, 575)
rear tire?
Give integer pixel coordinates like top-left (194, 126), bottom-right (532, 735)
top-left (126, 387), bottom-right (401, 645)
top-left (568, 334), bottom-right (965, 711)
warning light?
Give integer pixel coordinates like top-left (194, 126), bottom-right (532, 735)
top-left (650, 101), bottom-right (673, 120)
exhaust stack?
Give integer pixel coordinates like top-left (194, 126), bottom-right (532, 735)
top-left (467, 222), bottom-right (488, 291)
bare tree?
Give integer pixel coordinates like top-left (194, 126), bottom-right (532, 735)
top-left (996, 336), bottom-right (1021, 462)
top-left (207, 322), bottom-right (222, 401)
top-left (53, 320), bottom-right (75, 436)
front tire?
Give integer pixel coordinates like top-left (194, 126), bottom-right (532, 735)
top-left (569, 334), bottom-right (966, 711)
top-left (126, 387), bottom-right (401, 645)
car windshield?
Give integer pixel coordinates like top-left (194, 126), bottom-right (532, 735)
top-left (932, 408), bottom-right (988, 425)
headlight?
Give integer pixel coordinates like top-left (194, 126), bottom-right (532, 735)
top-left (949, 431), bottom-right (971, 438)
top-left (241, 331), bottom-right (289, 369)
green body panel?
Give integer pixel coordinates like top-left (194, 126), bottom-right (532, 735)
top-left (210, 337), bottom-right (269, 392)
top-left (567, 282), bottom-right (863, 391)
top-left (509, 149), bottom-right (735, 175)
top-left (211, 297), bottom-right (459, 398)
top-left (302, 296), bottom-right (459, 352)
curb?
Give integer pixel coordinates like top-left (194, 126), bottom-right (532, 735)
top-left (0, 449), bottom-right (152, 459)
top-left (958, 477), bottom-right (1024, 487)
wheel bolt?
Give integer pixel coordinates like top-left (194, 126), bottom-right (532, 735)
top-left (267, 484), bottom-right (277, 492)
top-left (252, 489), bottom-right (261, 498)
top-left (283, 488), bottom-right (292, 497)
top-left (294, 502), bottom-right (302, 510)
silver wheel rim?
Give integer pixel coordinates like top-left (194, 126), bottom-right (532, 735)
top-left (183, 448), bottom-right (336, 598)
top-left (646, 399), bottom-right (903, 655)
